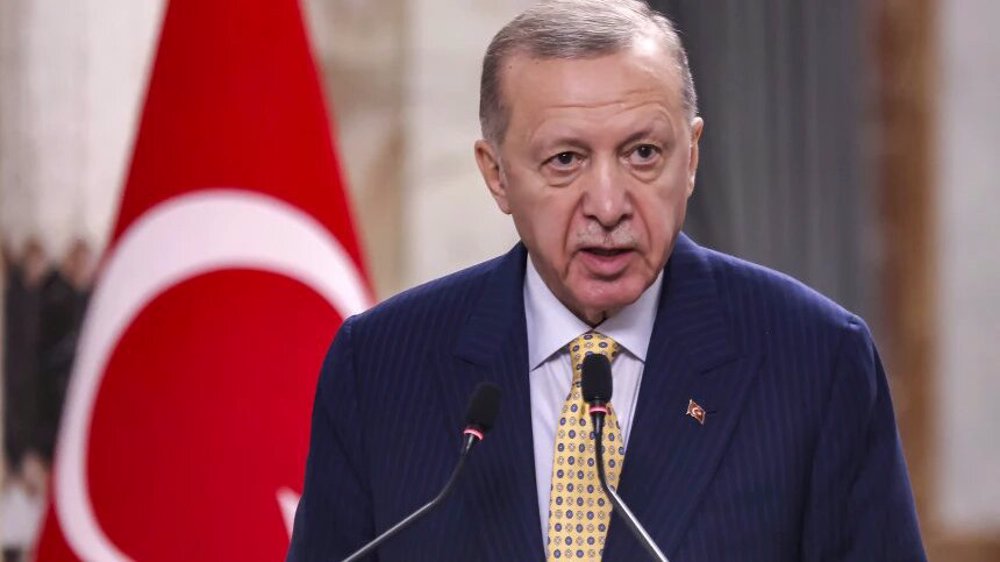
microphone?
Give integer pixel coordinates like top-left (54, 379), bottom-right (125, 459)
top-left (342, 382), bottom-right (502, 562)
top-left (581, 354), bottom-right (669, 562)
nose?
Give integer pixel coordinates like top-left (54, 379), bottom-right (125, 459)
top-left (580, 156), bottom-right (632, 229)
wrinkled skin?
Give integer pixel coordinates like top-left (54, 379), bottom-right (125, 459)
top-left (475, 38), bottom-right (704, 325)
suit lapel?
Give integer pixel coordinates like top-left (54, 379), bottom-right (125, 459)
top-left (444, 244), bottom-right (545, 560)
top-left (604, 235), bottom-right (763, 559)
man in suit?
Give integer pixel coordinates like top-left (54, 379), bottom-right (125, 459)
top-left (288, 1), bottom-right (926, 560)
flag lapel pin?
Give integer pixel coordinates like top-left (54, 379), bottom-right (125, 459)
top-left (686, 399), bottom-right (707, 425)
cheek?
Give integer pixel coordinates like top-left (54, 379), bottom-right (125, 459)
top-left (638, 176), bottom-right (690, 249)
top-left (531, 196), bottom-right (577, 256)
top-left (505, 177), bottom-right (578, 263)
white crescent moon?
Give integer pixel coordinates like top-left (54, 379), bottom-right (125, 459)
top-left (53, 189), bottom-right (373, 561)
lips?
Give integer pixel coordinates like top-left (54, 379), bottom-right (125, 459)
top-left (583, 247), bottom-right (629, 257)
top-left (578, 247), bottom-right (634, 276)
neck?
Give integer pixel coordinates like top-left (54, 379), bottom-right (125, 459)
top-left (575, 307), bottom-right (613, 328)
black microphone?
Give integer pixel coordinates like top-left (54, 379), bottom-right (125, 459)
top-left (341, 382), bottom-right (502, 562)
top-left (581, 354), bottom-right (669, 562)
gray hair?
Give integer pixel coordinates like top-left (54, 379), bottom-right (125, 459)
top-left (479, 0), bottom-right (698, 146)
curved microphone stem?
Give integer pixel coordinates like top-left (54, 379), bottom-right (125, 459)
top-left (591, 411), bottom-right (670, 562)
top-left (341, 432), bottom-right (481, 562)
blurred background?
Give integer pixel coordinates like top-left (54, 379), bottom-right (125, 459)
top-left (0, 0), bottom-right (997, 560)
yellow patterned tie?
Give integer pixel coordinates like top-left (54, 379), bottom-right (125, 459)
top-left (546, 331), bottom-right (624, 561)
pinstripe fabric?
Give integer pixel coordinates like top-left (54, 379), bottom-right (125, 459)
top-left (287, 234), bottom-right (926, 561)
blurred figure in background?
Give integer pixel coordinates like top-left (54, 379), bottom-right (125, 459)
top-left (36, 239), bottom-right (94, 465)
top-left (2, 239), bottom-right (48, 562)
top-left (1, 238), bottom-right (94, 562)
top-left (2, 239), bottom-right (46, 478)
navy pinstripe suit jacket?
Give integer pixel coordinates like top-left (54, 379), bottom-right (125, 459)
top-left (288, 234), bottom-right (926, 561)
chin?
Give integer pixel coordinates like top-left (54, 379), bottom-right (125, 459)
top-left (572, 279), bottom-right (646, 315)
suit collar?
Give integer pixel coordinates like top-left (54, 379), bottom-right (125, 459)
top-left (522, 253), bottom-right (663, 368)
top-left (452, 243), bottom-right (529, 368)
top-left (648, 232), bottom-right (738, 372)
top-left (452, 234), bottom-right (735, 367)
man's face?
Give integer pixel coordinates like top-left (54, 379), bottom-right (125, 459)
top-left (475, 39), bottom-right (703, 324)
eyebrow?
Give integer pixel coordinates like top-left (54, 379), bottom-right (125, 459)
top-left (535, 137), bottom-right (591, 155)
top-left (618, 128), bottom-right (659, 148)
top-left (532, 120), bottom-right (674, 155)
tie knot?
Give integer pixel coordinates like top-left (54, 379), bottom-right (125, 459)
top-left (568, 331), bottom-right (620, 378)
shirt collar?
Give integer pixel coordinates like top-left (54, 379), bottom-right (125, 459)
top-left (523, 254), bottom-right (663, 370)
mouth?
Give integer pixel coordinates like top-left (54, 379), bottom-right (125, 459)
top-left (577, 247), bottom-right (635, 276)
top-left (581, 246), bottom-right (632, 258)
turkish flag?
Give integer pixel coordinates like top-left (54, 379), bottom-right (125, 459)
top-left (35, 0), bottom-right (372, 560)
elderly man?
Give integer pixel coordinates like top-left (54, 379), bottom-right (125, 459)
top-left (288, 1), bottom-right (926, 560)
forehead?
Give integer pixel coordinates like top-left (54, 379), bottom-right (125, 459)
top-left (499, 40), bottom-right (685, 139)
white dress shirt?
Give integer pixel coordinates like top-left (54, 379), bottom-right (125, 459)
top-left (524, 255), bottom-right (663, 542)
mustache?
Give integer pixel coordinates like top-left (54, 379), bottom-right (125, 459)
top-left (572, 224), bottom-right (637, 249)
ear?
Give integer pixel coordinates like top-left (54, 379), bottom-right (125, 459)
top-left (474, 139), bottom-right (512, 214)
top-left (686, 117), bottom-right (704, 196)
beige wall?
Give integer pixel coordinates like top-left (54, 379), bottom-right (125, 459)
top-left (302, 0), bottom-right (525, 297)
top-left (0, 0), bottom-right (163, 261)
top-left (399, 0), bottom-right (526, 291)
top-left (935, 0), bottom-right (1000, 535)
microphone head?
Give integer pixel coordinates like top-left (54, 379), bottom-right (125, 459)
top-left (581, 353), bottom-right (613, 404)
top-left (465, 382), bottom-right (502, 433)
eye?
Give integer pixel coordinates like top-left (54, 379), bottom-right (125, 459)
top-left (627, 144), bottom-right (661, 166)
top-left (545, 151), bottom-right (583, 170)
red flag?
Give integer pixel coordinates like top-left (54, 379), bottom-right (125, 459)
top-left (36, 0), bottom-right (372, 559)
